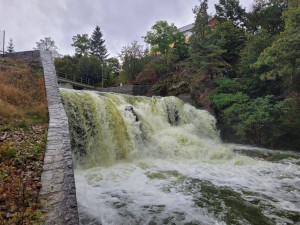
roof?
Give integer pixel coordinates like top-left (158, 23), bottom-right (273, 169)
top-left (178, 23), bottom-right (194, 33)
top-left (177, 17), bottom-right (217, 33)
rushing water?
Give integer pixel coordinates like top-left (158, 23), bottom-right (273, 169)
top-left (61, 89), bottom-right (300, 225)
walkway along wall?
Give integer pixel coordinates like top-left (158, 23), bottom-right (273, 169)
top-left (39, 51), bottom-right (79, 224)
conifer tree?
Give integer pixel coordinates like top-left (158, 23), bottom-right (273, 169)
top-left (90, 26), bottom-right (108, 61)
top-left (6, 38), bottom-right (15, 53)
top-left (190, 0), bottom-right (227, 80)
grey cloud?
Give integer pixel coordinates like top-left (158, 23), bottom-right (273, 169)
top-left (0, 0), bottom-right (252, 57)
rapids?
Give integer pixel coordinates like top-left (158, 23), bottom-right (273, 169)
top-left (61, 89), bottom-right (300, 225)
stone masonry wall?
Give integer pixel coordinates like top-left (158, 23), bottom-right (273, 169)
top-left (2, 50), bottom-right (41, 63)
top-left (101, 85), bottom-right (134, 95)
top-left (39, 50), bottom-right (79, 225)
top-left (101, 85), bottom-right (149, 96)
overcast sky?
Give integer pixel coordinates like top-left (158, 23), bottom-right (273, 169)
top-left (0, 0), bottom-right (253, 57)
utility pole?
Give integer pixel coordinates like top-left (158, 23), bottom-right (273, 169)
top-left (102, 63), bottom-right (104, 88)
top-left (2, 31), bottom-right (5, 57)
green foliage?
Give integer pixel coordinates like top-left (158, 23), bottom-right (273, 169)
top-left (106, 57), bottom-right (121, 74)
top-left (115, 70), bottom-right (129, 85)
top-left (269, 152), bottom-right (299, 161)
top-left (189, 0), bottom-right (228, 80)
top-left (143, 21), bottom-right (176, 55)
top-left (211, 92), bottom-right (249, 110)
top-left (0, 125), bottom-right (12, 132)
top-left (213, 78), bottom-right (242, 93)
top-left (119, 41), bottom-right (151, 81)
top-left (210, 20), bottom-right (245, 67)
top-left (55, 55), bottom-right (79, 76)
top-left (71, 34), bottom-right (91, 57)
top-left (78, 55), bottom-right (102, 82)
top-left (245, 0), bottom-right (288, 34)
top-left (259, 0), bottom-right (288, 34)
top-left (253, 27), bottom-right (300, 89)
top-left (154, 52), bottom-right (179, 75)
top-left (282, 0), bottom-right (300, 29)
top-left (0, 142), bottom-right (17, 159)
top-left (215, 0), bottom-right (246, 27)
top-left (14, 120), bottom-right (29, 129)
top-left (239, 29), bottom-right (275, 77)
top-left (211, 78), bottom-right (300, 149)
top-left (172, 31), bottom-right (190, 60)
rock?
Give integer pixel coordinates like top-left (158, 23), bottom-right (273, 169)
top-left (125, 105), bottom-right (139, 122)
top-left (168, 82), bottom-right (189, 92)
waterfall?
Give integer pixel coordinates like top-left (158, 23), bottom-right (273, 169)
top-left (60, 89), bottom-right (300, 225)
top-left (61, 90), bottom-right (246, 169)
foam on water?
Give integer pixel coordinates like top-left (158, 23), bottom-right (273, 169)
top-left (60, 90), bottom-right (300, 225)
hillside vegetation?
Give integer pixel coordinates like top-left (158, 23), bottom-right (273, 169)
top-left (137, 0), bottom-right (300, 151)
top-left (54, 0), bottom-right (300, 151)
top-left (0, 58), bottom-right (48, 224)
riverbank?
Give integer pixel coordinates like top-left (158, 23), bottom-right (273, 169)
top-left (0, 58), bottom-right (48, 224)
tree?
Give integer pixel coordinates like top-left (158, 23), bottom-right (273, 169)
top-left (106, 57), bottom-right (121, 74)
top-left (253, 0), bottom-right (300, 91)
top-left (215, 0), bottom-right (246, 27)
top-left (77, 55), bottom-right (102, 82)
top-left (143, 21), bottom-right (177, 55)
top-left (119, 41), bottom-right (146, 81)
top-left (34, 37), bottom-right (60, 58)
top-left (190, 0), bottom-right (227, 80)
top-left (71, 34), bottom-right (90, 57)
top-left (90, 26), bottom-right (108, 61)
top-left (210, 20), bottom-right (245, 68)
top-left (171, 31), bottom-right (189, 60)
top-left (6, 38), bottom-right (15, 53)
top-left (55, 55), bottom-right (79, 77)
top-left (245, 0), bottom-right (288, 35)
top-left (239, 29), bottom-right (275, 77)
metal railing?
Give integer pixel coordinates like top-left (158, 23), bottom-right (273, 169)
top-left (56, 71), bottom-right (95, 86)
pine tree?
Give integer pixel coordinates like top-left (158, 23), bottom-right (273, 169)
top-left (6, 38), bottom-right (15, 53)
top-left (90, 26), bottom-right (108, 61)
top-left (190, 0), bottom-right (228, 80)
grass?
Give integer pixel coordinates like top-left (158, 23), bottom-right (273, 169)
top-left (0, 58), bottom-right (49, 224)
top-left (0, 58), bottom-right (48, 124)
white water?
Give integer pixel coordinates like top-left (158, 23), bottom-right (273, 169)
top-left (61, 90), bottom-right (300, 225)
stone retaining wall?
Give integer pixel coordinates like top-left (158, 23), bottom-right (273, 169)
top-left (101, 85), bottom-right (134, 94)
top-left (101, 85), bottom-right (149, 95)
top-left (39, 51), bottom-right (79, 225)
top-left (2, 50), bottom-right (41, 63)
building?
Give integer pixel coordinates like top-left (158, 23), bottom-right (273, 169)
top-left (177, 17), bottom-right (217, 42)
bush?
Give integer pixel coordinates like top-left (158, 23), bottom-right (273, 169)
top-left (210, 78), bottom-right (300, 150)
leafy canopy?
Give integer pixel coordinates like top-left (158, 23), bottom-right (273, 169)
top-left (71, 34), bottom-right (90, 57)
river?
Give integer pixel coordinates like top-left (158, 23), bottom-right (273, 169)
top-left (61, 89), bottom-right (300, 225)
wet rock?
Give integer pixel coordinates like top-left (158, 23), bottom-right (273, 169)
top-left (125, 105), bottom-right (139, 122)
